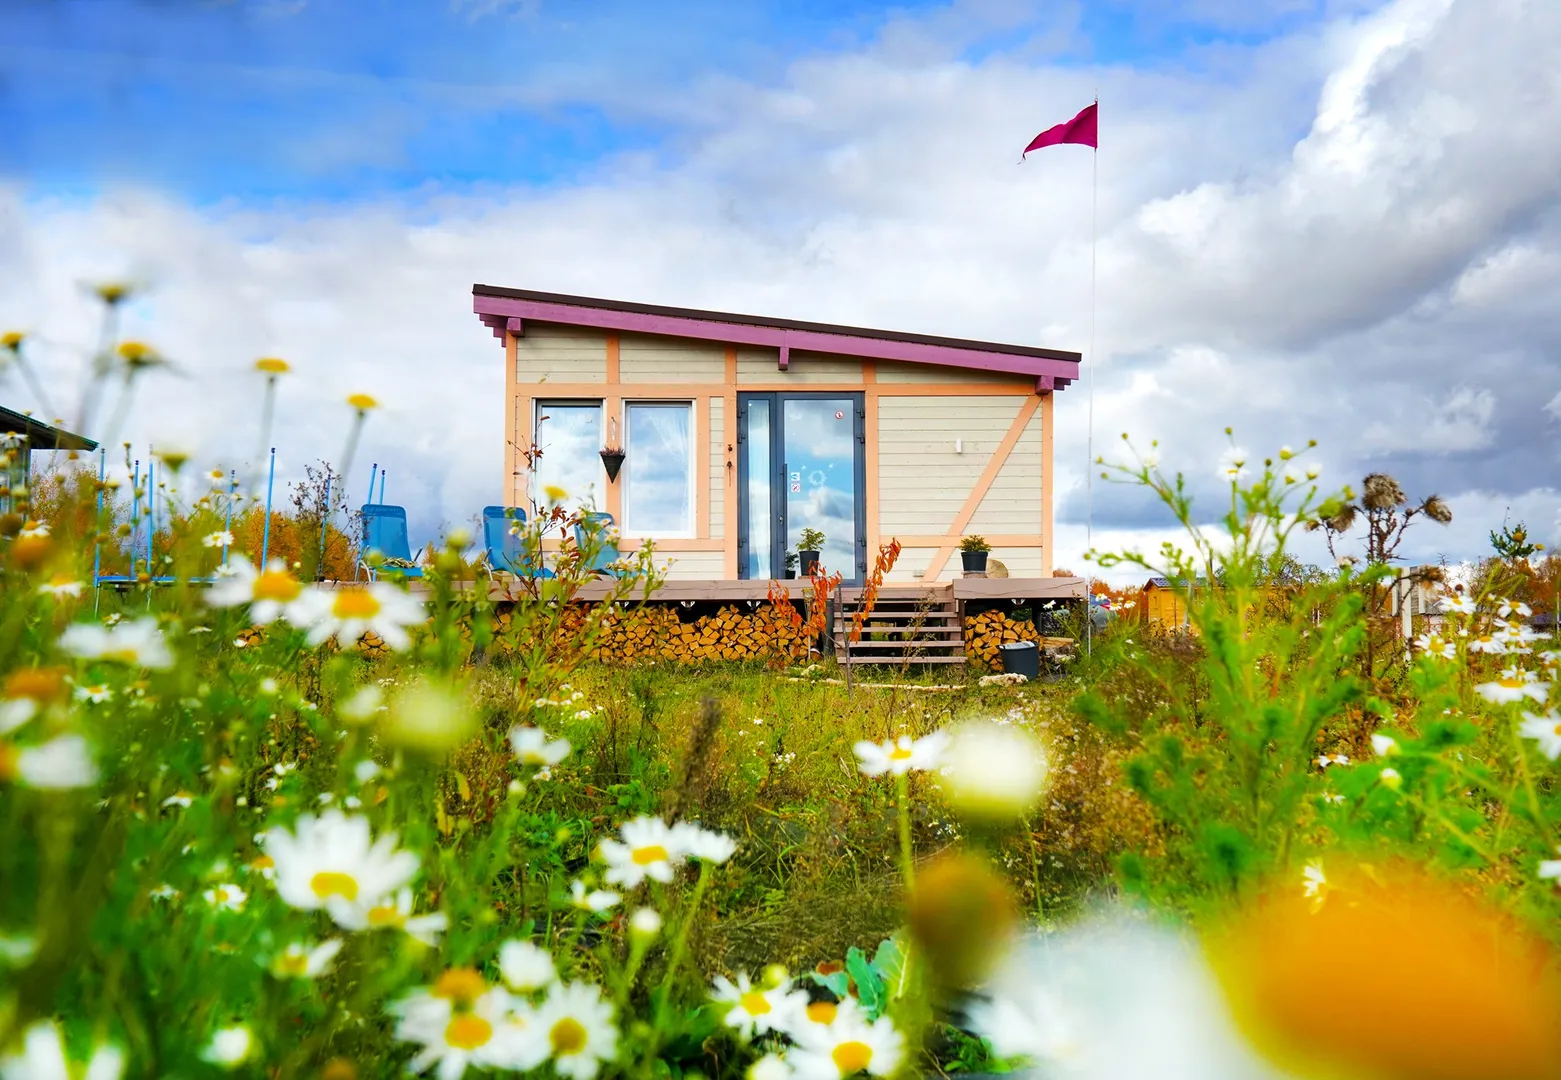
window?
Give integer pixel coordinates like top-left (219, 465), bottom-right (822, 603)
top-left (533, 401), bottom-right (602, 511)
top-left (623, 401), bottom-right (693, 536)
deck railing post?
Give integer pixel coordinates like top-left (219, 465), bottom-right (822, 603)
top-left (261, 448), bottom-right (276, 567)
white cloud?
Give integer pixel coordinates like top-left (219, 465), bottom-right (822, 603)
top-left (1360, 385), bottom-right (1495, 454)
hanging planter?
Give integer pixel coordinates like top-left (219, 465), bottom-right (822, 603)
top-left (600, 418), bottom-right (626, 483)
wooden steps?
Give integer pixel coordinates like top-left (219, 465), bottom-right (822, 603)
top-left (833, 585), bottom-right (966, 668)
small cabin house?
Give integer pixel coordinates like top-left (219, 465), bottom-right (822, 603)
top-left (473, 286), bottom-right (1082, 586)
top-left (1, 405), bottom-right (98, 514)
top-left (1138, 576), bottom-right (1191, 627)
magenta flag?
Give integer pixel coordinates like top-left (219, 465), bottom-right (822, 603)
top-left (1023, 102), bottom-right (1098, 156)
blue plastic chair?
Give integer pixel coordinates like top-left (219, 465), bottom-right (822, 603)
top-left (482, 505), bottom-right (553, 579)
top-left (573, 511), bottom-right (623, 576)
top-left (358, 504), bottom-right (423, 580)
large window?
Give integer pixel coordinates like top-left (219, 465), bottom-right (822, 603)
top-left (623, 401), bottom-right (693, 537)
top-left (533, 401), bottom-right (602, 512)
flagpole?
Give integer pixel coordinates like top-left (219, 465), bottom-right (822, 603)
top-left (1085, 95), bottom-right (1098, 656)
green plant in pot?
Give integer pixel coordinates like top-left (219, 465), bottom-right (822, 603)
top-left (783, 549), bottom-right (798, 579)
top-left (959, 534), bottom-right (991, 573)
top-left (797, 527), bottom-right (826, 576)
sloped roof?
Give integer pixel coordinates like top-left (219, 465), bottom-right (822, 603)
top-left (0, 405), bottom-right (97, 451)
top-left (472, 285), bottom-right (1082, 392)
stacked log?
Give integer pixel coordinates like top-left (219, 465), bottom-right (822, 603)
top-left (488, 603), bottom-right (812, 665)
top-left (963, 609), bottom-right (1040, 672)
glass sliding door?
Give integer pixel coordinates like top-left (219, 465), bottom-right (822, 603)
top-left (738, 392), bottom-right (865, 582)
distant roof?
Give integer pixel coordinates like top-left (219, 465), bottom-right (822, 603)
top-left (0, 406), bottom-right (97, 451)
top-left (472, 285), bottom-right (1082, 391)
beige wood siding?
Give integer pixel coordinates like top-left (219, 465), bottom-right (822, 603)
top-left (968, 410), bottom-right (1043, 535)
top-left (619, 333), bottom-right (726, 383)
top-left (877, 396), bottom-right (1027, 536)
top-left (708, 396), bottom-right (726, 537)
top-left (516, 324), bottom-right (607, 383)
top-left (657, 551), bottom-right (726, 579)
top-left (875, 360), bottom-right (1033, 386)
top-left (982, 547), bottom-right (1045, 578)
top-left (735, 348), bottom-right (862, 384)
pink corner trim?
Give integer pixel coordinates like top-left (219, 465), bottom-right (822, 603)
top-left (473, 295), bottom-right (1080, 387)
top-left (778, 344), bottom-right (790, 371)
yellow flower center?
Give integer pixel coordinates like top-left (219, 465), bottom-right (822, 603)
top-left (806, 1001), bottom-right (838, 1024)
top-left (250, 855), bottom-right (275, 872)
top-left (366, 903), bottom-right (405, 928)
top-left (276, 951), bottom-right (310, 976)
top-left (310, 871), bottom-right (359, 901)
top-left (445, 1015), bottom-right (493, 1051)
top-left (347, 393), bottom-right (379, 411)
top-left (631, 844), bottom-right (669, 866)
top-left (0, 743), bottom-right (19, 782)
top-left (253, 571), bottom-right (302, 602)
top-left (102, 649), bottom-right (140, 664)
top-left (255, 357), bottom-right (290, 375)
top-left (433, 968), bottom-right (487, 1005)
top-left (740, 991), bottom-right (772, 1016)
top-left (550, 1017), bottom-right (588, 1056)
top-left (1553, 723), bottom-right (1561, 738)
top-left (888, 745), bottom-right (914, 761)
top-left (213, 887), bottom-right (231, 903)
top-left (333, 589), bottom-right (382, 619)
top-left (831, 1041), bottom-right (873, 1075)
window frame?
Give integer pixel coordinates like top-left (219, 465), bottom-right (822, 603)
top-left (620, 399), bottom-right (697, 540)
top-left (531, 398), bottom-right (605, 515)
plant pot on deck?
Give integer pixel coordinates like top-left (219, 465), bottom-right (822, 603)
top-left (798, 551), bottom-right (821, 577)
top-left (961, 550), bottom-right (989, 573)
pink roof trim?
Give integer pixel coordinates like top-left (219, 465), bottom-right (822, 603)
top-left (473, 288), bottom-right (1078, 391)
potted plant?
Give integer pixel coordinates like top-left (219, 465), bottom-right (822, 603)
top-left (797, 528), bottom-right (826, 577)
top-left (783, 550), bottom-right (798, 579)
top-left (959, 534), bottom-right (991, 573)
top-left (599, 417), bottom-right (626, 483)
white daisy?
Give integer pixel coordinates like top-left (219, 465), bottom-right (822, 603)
top-left (331, 886), bottom-right (447, 945)
top-left (498, 940), bottom-right (556, 993)
top-left (203, 530), bottom-right (235, 549)
top-left (1540, 848), bottom-right (1561, 882)
top-left (0, 1020), bottom-right (124, 1080)
top-left (202, 1025), bottom-right (255, 1070)
top-left (629, 907), bottom-right (661, 939)
top-left (569, 880), bottom-right (620, 913)
top-left (1467, 632), bottom-right (1509, 655)
top-left (162, 791), bottom-right (194, 808)
top-left (73, 683), bottom-right (113, 704)
top-left (1439, 591), bottom-right (1476, 616)
top-left (1216, 447), bottom-right (1250, 483)
top-left (0, 734), bottom-right (98, 789)
top-left (789, 1004), bottom-right (904, 1080)
top-left (1519, 711), bottom-right (1561, 760)
top-left (58, 618), bottom-right (174, 669)
top-left (203, 883), bottom-right (247, 911)
top-left (852, 730), bottom-right (949, 777)
top-left (1321, 792), bottom-right (1346, 805)
top-left (750, 1053), bottom-right (794, 1080)
top-left (37, 574), bottom-right (83, 599)
top-left (1413, 633), bottom-right (1457, 660)
top-left (1370, 734), bottom-right (1399, 757)
top-left (1498, 598), bottom-right (1533, 619)
top-left (510, 726), bottom-right (571, 767)
top-left (1379, 767), bottom-right (1403, 790)
top-left (1475, 671), bottom-right (1550, 705)
top-left (207, 556), bottom-right (307, 625)
top-left (270, 939), bottom-right (343, 979)
top-left (292, 583), bottom-right (425, 650)
top-left (259, 809), bottom-right (420, 929)
top-left (965, 983), bottom-right (1079, 1066)
top-left (672, 822), bottom-right (737, 864)
top-left (711, 972), bottom-right (808, 1039)
top-left (1316, 753), bottom-right (1349, 768)
top-left (523, 980), bottom-right (620, 1080)
top-left (598, 817), bottom-right (685, 889)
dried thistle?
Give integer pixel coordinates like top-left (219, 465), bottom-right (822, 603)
top-left (1421, 495), bottom-right (1453, 524)
top-left (1361, 473), bottom-right (1405, 510)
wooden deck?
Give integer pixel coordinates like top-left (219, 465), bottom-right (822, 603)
top-left (392, 576), bottom-right (1089, 603)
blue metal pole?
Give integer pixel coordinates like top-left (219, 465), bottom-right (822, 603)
top-left (317, 467), bottom-right (333, 581)
top-left (222, 470), bottom-right (236, 567)
top-left (261, 447), bottom-right (276, 567)
top-left (130, 459), bottom-right (140, 579)
top-left (146, 457), bottom-right (154, 574)
top-left (377, 470), bottom-right (386, 504)
top-left (367, 462), bottom-right (378, 506)
top-left (92, 449), bottom-right (105, 607)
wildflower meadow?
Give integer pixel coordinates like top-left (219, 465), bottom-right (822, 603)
top-left (4, 298), bottom-right (1561, 1080)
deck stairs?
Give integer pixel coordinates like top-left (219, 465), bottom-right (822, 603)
top-left (833, 584), bottom-right (966, 667)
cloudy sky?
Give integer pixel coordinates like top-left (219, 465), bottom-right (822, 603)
top-left (1, 0), bottom-right (1557, 582)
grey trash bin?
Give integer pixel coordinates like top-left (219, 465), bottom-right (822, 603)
top-left (998, 640), bottom-right (1040, 680)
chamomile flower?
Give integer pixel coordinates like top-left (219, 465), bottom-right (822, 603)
top-left (499, 940), bottom-right (556, 993)
top-left (293, 583), bottom-right (425, 651)
top-left (569, 880), bottom-right (621, 913)
top-left (852, 730), bottom-right (948, 777)
top-left (204, 883), bottom-right (247, 911)
top-left (598, 816), bottom-right (684, 889)
top-left (207, 556), bottom-right (307, 625)
top-left (1302, 861), bottom-right (1327, 902)
top-left (1467, 632), bottom-right (1509, 655)
top-left (524, 980), bottom-right (620, 1080)
top-left (1370, 734), bottom-right (1399, 757)
top-left (509, 726), bottom-right (571, 767)
top-left (1439, 590), bottom-right (1476, 616)
top-left (1379, 767), bottom-right (1403, 790)
top-left (789, 1005), bottom-right (904, 1080)
top-left (750, 1053), bottom-right (794, 1080)
top-left (1498, 598), bottom-right (1533, 620)
top-left (203, 530), bottom-right (235, 549)
top-left (1519, 711), bottom-right (1561, 760)
top-left (37, 574), bottom-right (83, 599)
top-left (1316, 753), bottom-right (1350, 768)
top-left (1414, 632), bottom-right (1457, 660)
top-left (1475, 670), bottom-right (1550, 705)
top-left (1216, 447), bottom-right (1250, 483)
top-left (672, 822), bottom-right (737, 864)
top-left (332, 886), bottom-right (448, 945)
top-left (58, 617), bottom-right (174, 669)
top-left (393, 969), bottom-right (532, 1080)
top-left (74, 683), bottom-right (113, 704)
top-left (711, 972), bottom-right (807, 1039)
top-left (260, 809), bottom-right (420, 928)
top-left (270, 939), bottom-right (343, 979)
top-left (0, 1020), bottom-right (124, 1080)
top-left (1540, 849), bottom-right (1561, 882)
top-left (0, 734), bottom-right (98, 789)
top-left (202, 1025), bottom-right (255, 1070)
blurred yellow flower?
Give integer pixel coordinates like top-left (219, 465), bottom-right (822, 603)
top-left (1, 331), bottom-right (23, 350)
top-left (347, 393), bottom-right (379, 411)
top-left (94, 282), bottom-right (132, 305)
top-left (117, 341), bottom-right (163, 368)
top-left (255, 357), bottom-right (291, 375)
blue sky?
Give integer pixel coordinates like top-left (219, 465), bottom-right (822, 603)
top-left (2, 0), bottom-right (1331, 204)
